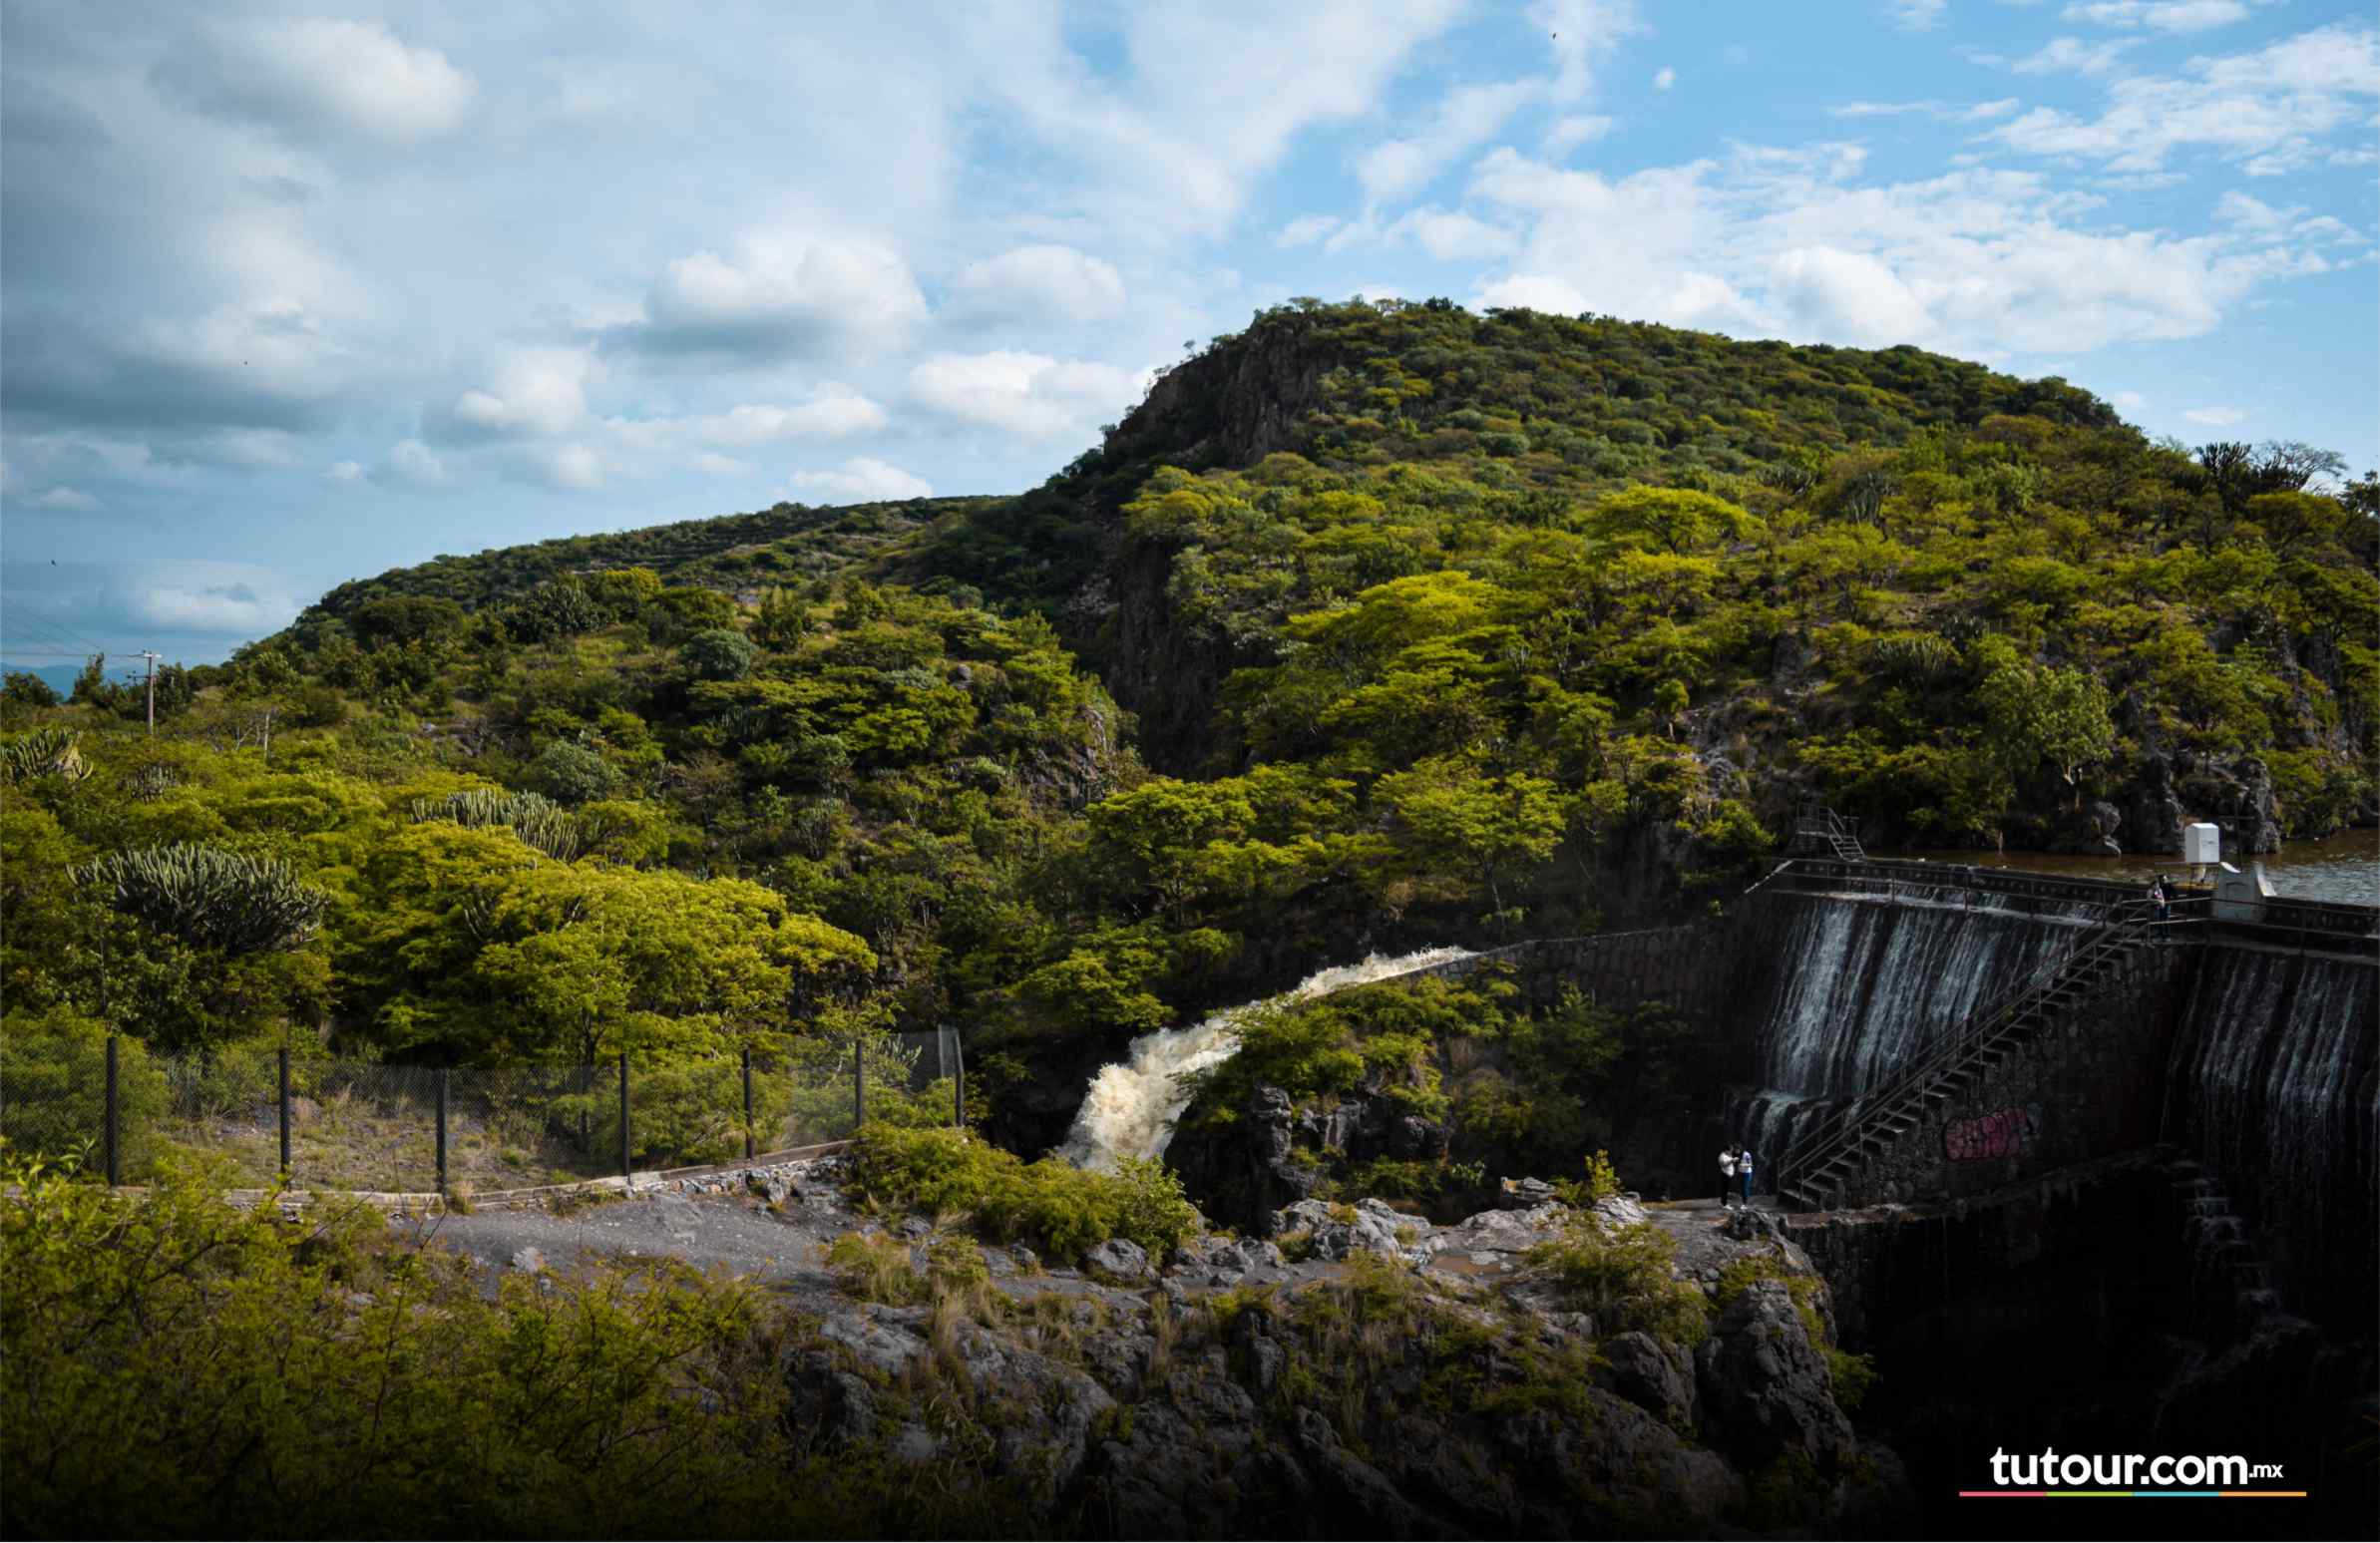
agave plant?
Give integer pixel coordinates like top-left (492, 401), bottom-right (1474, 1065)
top-left (408, 787), bottom-right (583, 861)
top-left (0, 727), bottom-right (91, 785)
top-left (75, 843), bottom-right (327, 955)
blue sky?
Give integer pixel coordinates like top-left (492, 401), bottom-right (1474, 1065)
top-left (3, 0), bottom-right (2374, 672)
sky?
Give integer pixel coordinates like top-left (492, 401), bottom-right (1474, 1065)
top-left (3, 0), bottom-right (2375, 674)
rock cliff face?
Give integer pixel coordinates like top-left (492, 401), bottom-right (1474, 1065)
top-left (739, 1163), bottom-right (1909, 1537)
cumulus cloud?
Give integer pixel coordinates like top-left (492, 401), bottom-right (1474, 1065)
top-left (908, 351), bottom-right (1152, 439)
top-left (1653, 67), bottom-right (1677, 90)
top-left (2062, 1), bottom-right (2250, 32)
top-left (1545, 114), bottom-right (1616, 155)
top-left (1885, 0), bottom-right (1948, 32)
top-left (1359, 79), bottom-right (1544, 206)
top-left (326, 460), bottom-right (363, 483)
top-left (153, 18), bottom-right (475, 145)
top-left (373, 439), bottom-right (449, 488)
top-left (449, 348), bottom-right (595, 439)
top-left (1991, 23), bottom-right (2380, 175)
top-left (28, 487), bottom-right (101, 512)
top-left (786, 457), bottom-right (933, 502)
top-left (948, 244), bottom-right (1127, 324)
top-left (1458, 141), bottom-right (2332, 354)
top-left (628, 235), bottom-right (928, 360)
top-left (2012, 37), bottom-right (2141, 75)
top-left (1279, 214), bottom-right (1345, 247)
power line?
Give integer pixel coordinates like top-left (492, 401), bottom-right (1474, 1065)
top-left (0, 596), bottom-right (115, 658)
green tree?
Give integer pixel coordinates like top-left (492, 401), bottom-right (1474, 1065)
top-left (680, 628), bottom-right (756, 681)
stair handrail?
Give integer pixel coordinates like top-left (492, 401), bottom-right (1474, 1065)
top-left (1777, 898), bottom-right (2155, 1200)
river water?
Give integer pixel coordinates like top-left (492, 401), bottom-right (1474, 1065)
top-left (1879, 829), bottom-right (2380, 907)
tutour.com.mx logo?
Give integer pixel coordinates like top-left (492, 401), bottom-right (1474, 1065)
top-left (1963, 1446), bottom-right (2303, 1497)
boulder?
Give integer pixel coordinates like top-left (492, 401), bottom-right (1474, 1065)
top-left (1695, 1279), bottom-right (1854, 1468)
top-left (1083, 1237), bottom-right (1152, 1283)
top-left (1597, 1330), bottom-right (1697, 1430)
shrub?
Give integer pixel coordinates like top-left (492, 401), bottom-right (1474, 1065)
top-left (679, 628), bottom-right (755, 682)
top-left (844, 1124), bottom-right (1201, 1263)
top-left (537, 738), bottom-right (619, 805)
top-left (1522, 1216), bottom-right (1709, 1346)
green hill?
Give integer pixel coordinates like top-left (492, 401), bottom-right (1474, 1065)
top-left (5, 297), bottom-right (2373, 1157)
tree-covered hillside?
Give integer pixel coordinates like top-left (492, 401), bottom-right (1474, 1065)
top-left (5, 298), bottom-right (2373, 1157)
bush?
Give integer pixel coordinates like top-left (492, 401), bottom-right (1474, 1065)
top-left (537, 738), bottom-right (619, 805)
top-left (1522, 1216), bottom-right (1709, 1346)
top-left (680, 628), bottom-right (755, 682)
top-left (845, 1124), bottom-right (1201, 1263)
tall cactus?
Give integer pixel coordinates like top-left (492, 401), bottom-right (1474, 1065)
top-left (0, 727), bottom-right (91, 785)
top-left (408, 787), bottom-right (584, 861)
top-left (75, 843), bottom-right (327, 955)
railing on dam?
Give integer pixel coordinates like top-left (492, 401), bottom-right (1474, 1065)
top-left (1764, 856), bottom-right (2377, 951)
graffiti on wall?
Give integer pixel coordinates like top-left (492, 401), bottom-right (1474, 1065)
top-left (1945, 1103), bottom-right (2043, 1162)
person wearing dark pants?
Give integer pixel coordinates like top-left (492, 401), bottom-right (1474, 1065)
top-left (1739, 1147), bottom-right (1757, 1208)
top-left (1719, 1146), bottom-right (1738, 1208)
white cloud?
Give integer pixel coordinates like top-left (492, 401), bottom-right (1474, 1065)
top-left (1886, 0), bottom-right (1948, 31)
top-left (786, 457), bottom-right (933, 502)
top-left (539, 443), bottom-right (605, 491)
top-left (1389, 207), bottom-right (1522, 260)
top-left (375, 439), bottom-right (448, 488)
top-left (634, 234), bottom-right (928, 359)
top-left (1279, 214), bottom-right (1344, 247)
top-left (451, 348), bottom-right (595, 438)
top-left (2110, 389), bottom-right (2148, 412)
top-left (1459, 142), bottom-right (2332, 355)
top-left (29, 487), bottom-right (101, 512)
top-left (1830, 101), bottom-right (1946, 118)
top-left (1965, 98), bottom-right (2023, 120)
top-left (326, 460), bottom-right (364, 483)
top-left (2214, 191), bottom-right (2300, 232)
top-left (908, 351), bottom-right (1152, 439)
top-left (154, 18), bottom-right (475, 145)
top-left (1992, 23), bottom-right (2380, 175)
top-left (1769, 246), bottom-right (1938, 345)
top-left (2183, 405), bottom-right (2247, 425)
top-left (2012, 37), bottom-right (2141, 75)
top-left (126, 298), bottom-right (353, 412)
top-left (131, 577), bottom-right (296, 634)
top-left (949, 244), bottom-right (1127, 324)
top-left (1359, 79), bottom-right (1543, 206)
top-left (2062, 1), bottom-right (2250, 32)
top-left (1545, 114), bottom-right (1616, 155)
top-left (1653, 67), bottom-right (1677, 90)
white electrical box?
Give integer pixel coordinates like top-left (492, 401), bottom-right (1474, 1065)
top-left (2182, 823), bottom-right (2220, 865)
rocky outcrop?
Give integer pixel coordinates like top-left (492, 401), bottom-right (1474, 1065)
top-left (743, 1171), bottom-right (1911, 1537)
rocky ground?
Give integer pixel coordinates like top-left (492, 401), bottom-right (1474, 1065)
top-left (411, 1160), bottom-right (1910, 1538)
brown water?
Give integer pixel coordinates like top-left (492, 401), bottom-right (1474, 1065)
top-left (1879, 829), bottom-right (2380, 907)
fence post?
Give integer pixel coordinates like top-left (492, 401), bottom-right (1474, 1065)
top-left (741, 1047), bottom-right (755, 1160)
top-left (852, 1034), bottom-right (865, 1132)
top-left (104, 1036), bottom-right (121, 1187)
top-left (435, 1068), bottom-right (449, 1197)
top-left (617, 1053), bottom-right (631, 1183)
top-left (277, 1046), bottom-right (291, 1178)
top-left (951, 1028), bottom-right (965, 1131)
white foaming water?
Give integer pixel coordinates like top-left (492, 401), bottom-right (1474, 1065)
top-left (1058, 947), bottom-right (1474, 1171)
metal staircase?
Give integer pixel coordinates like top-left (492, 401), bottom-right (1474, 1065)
top-left (1776, 898), bottom-right (2155, 1212)
top-left (1790, 802), bottom-right (1866, 863)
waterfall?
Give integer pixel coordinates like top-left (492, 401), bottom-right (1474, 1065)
top-left (2167, 947), bottom-right (2379, 1326)
top-left (1734, 888), bottom-right (2098, 1157)
top-left (1058, 946), bottom-right (1474, 1171)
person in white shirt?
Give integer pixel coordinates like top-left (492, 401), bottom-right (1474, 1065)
top-left (1719, 1146), bottom-right (1738, 1208)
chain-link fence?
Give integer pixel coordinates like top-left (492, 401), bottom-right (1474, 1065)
top-left (0, 1027), bottom-right (966, 1194)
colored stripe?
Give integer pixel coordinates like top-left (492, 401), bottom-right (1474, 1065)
top-left (1956, 1490), bottom-right (2305, 1498)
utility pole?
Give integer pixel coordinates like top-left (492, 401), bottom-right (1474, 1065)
top-left (136, 650), bottom-right (161, 735)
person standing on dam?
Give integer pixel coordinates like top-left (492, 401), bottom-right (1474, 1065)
top-left (1719, 1146), bottom-right (1738, 1208)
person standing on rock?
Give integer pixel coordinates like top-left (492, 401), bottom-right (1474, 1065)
top-left (1719, 1146), bottom-right (1738, 1209)
top-left (1739, 1146), bottom-right (1757, 1208)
